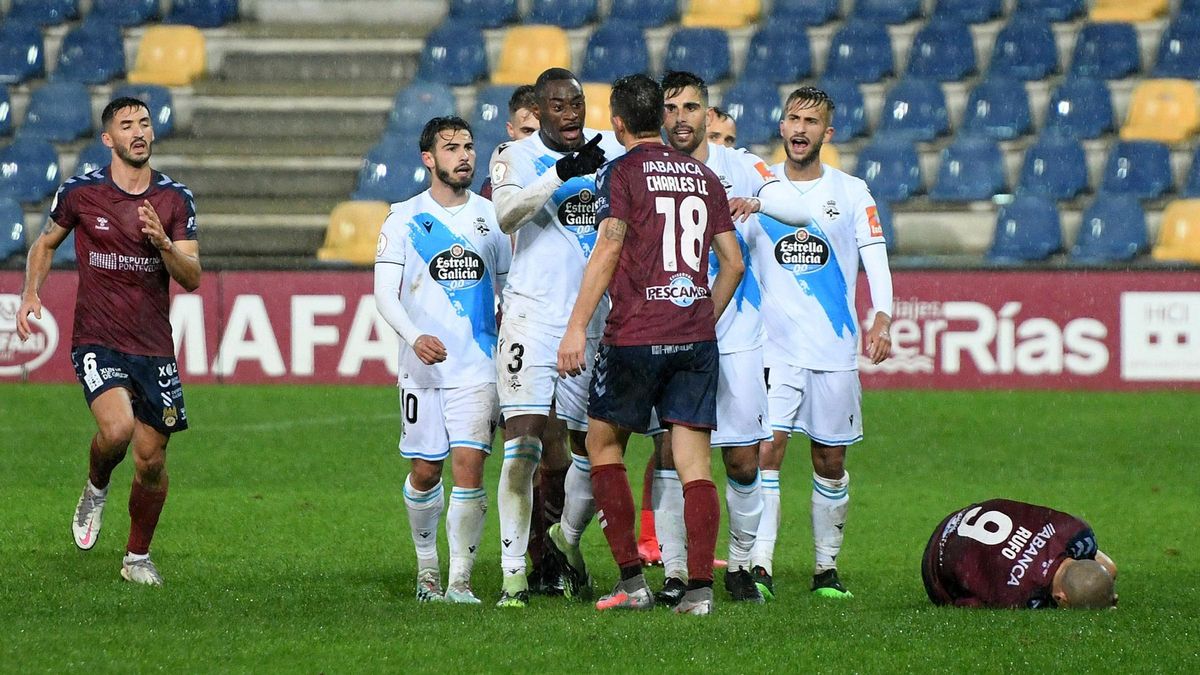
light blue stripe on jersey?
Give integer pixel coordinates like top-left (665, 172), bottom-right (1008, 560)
top-left (759, 214), bottom-right (856, 339)
top-left (532, 152), bottom-right (599, 258)
top-left (709, 230), bottom-right (761, 313)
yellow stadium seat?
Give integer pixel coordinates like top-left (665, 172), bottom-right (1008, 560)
top-left (582, 83), bottom-right (612, 131)
top-left (681, 0), bottom-right (761, 28)
top-left (1090, 0), bottom-right (1167, 21)
top-left (770, 143), bottom-right (841, 170)
top-left (127, 26), bottom-right (206, 86)
top-left (1152, 199), bottom-right (1200, 263)
top-left (317, 201), bottom-right (392, 265)
top-left (1120, 79), bottom-right (1200, 144)
top-left (491, 25), bottom-right (570, 86)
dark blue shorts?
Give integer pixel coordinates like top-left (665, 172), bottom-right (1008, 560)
top-left (588, 340), bottom-right (718, 434)
top-left (70, 345), bottom-right (189, 435)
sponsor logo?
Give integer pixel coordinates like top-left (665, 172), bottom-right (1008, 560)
top-left (491, 160), bottom-right (507, 185)
top-left (1120, 292), bottom-right (1200, 381)
top-left (0, 294), bottom-right (60, 377)
top-left (95, 217), bottom-right (110, 231)
top-left (646, 274), bottom-right (709, 307)
top-left (867, 205), bottom-right (883, 238)
top-left (428, 244), bottom-right (486, 290)
top-left (753, 161), bottom-right (773, 181)
top-left (774, 228), bottom-right (831, 272)
top-left (558, 187), bottom-right (597, 232)
top-left (87, 251), bottom-right (162, 273)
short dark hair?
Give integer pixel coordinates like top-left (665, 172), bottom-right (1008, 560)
top-left (610, 74), bottom-right (663, 137)
top-left (508, 84), bottom-right (537, 115)
top-left (709, 105), bottom-right (732, 121)
top-left (661, 71), bottom-right (708, 105)
top-left (534, 67), bottom-right (580, 101)
top-left (101, 97), bottom-right (149, 128)
top-left (419, 116), bottom-right (473, 152)
top-left (783, 86), bottom-right (835, 122)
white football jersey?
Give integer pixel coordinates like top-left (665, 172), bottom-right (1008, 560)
top-left (749, 163), bottom-right (886, 371)
top-left (376, 190), bottom-right (511, 388)
top-left (703, 143), bottom-right (779, 354)
top-left (490, 128), bottom-right (625, 336)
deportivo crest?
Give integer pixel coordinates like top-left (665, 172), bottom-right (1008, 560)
top-left (428, 244), bottom-right (486, 290)
top-left (774, 228), bottom-right (831, 272)
top-left (474, 217), bottom-right (490, 236)
top-left (823, 200), bottom-right (840, 219)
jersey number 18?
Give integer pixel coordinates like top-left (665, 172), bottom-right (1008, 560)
top-left (656, 196), bottom-right (708, 273)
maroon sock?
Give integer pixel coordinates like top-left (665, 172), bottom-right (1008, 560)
top-left (528, 480), bottom-right (546, 568)
top-left (683, 479), bottom-right (719, 585)
top-left (590, 463), bottom-right (639, 569)
top-left (541, 466), bottom-right (567, 526)
top-left (88, 437), bottom-right (126, 490)
top-left (127, 478), bottom-right (168, 555)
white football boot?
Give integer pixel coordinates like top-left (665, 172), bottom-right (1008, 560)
top-left (72, 482), bottom-right (107, 550)
top-left (121, 555), bottom-right (163, 586)
top-left (416, 568), bottom-right (445, 603)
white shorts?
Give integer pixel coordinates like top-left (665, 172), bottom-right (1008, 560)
top-left (399, 382), bottom-right (498, 461)
top-left (767, 365), bottom-right (863, 446)
top-left (496, 319), bottom-right (596, 432)
top-left (713, 348), bottom-right (770, 448)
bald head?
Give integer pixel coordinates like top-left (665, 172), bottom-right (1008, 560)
top-left (1059, 559), bottom-right (1116, 609)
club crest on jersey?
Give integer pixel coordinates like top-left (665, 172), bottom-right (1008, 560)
top-left (162, 405), bottom-right (178, 427)
top-left (646, 273), bottom-right (710, 307)
top-left (429, 244), bottom-right (486, 290)
top-left (558, 186), bottom-right (597, 233)
top-left (775, 228), bottom-right (831, 272)
top-left (474, 217), bottom-right (490, 236)
top-left (823, 200), bottom-right (840, 219)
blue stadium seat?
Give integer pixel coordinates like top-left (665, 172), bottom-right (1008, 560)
top-left (471, 85), bottom-right (515, 145)
top-left (960, 77), bottom-right (1031, 141)
top-left (818, 79), bottom-right (867, 142)
top-left (824, 20), bottom-right (893, 84)
top-left (53, 19), bottom-right (126, 84)
top-left (448, 0), bottom-right (517, 28)
top-left (987, 194), bottom-right (1063, 262)
top-left (1185, 146), bottom-right (1200, 197)
top-left (386, 81), bottom-right (457, 138)
top-left (1070, 23), bottom-right (1139, 80)
top-left (0, 86), bottom-right (12, 137)
top-left (164, 0), bottom-right (236, 27)
top-left (1102, 141), bottom-right (1173, 200)
top-left (0, 197), bottom-right (24, 262)
top-left (933, 0), bottom-right (1002, 23)
top-left (608, 0), bottom-right (677, 28)
top-left (1018, 131), bottom-right (1088, 200)
top-left (111, 84), bottom-right (176, 138)
top-left (906, 16), bottom-right (976, 82)
top-left (877, 79), bottom-right (949, 142)
top-left (770, 0), bottom-right (839, 26)
top-left (988, 13), bottom-right (1059, 81)
top-left (874, 199), bottom-right (897, 253)
top-left (1015, 0), bottom-right (1084, 21)
top-left (722, 80), bottom-right (782, 146)
top-left (91, 0), bottom-right (159, 27)
top-left (21, 81), bottom-right (92, 142)
top-left (0, 137), bottom-right (61, 203)
top-left (471, 135), bottom-right (500, 193)
top-left (417, 20), bottom-right (487, 86)
top-left (0, 21), bottom-right (46, 85)
top-left (852, 0), bottom-right (920, 25)
top-left (741, 25), bottom-right (811, 85)
top-left (1069, 193), bottom-right (1148, 263)
top-left (664, 28), bottom-right (730, 84)
top-left (1043, 77), bottom-right (1113, 139)
top-left (931, 134), bottom-right (1006, 201)
top-left (52, 227), bottom-right (75, 266)
top-left (582, 21), bottom-right (649, 83)
top-left (72, 137), bottom-right (111, 175)
top-left (352, 136), bottom-right (429, 203)
top-left (857, 137), bottom-right (923, 202)
top-left (1152, 20), bottom-right (1200, 79)
top-left (8, 0), bottom-right (79, 26)
top-left (527, 0), bottom-right (596, 29)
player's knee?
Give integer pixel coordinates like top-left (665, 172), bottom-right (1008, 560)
top-left (134, 454), bottom-right (167, 486)
top-left (409, 462), bottom-right (443, 490)
top-left (96, 417), bottom-right (135, 450)
top-left (725, 454), bottom-right (759, 484)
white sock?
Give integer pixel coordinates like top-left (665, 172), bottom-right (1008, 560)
top-left (559, 453), bottom-right (594, 546)
top-left (123, 551), bottom-right (149, 563)
top-left (403, 474), bottom-right (444, 572)
top-left (725, 471), bottom-right (763, 570)
top-left (812, 470), bottom-right (849, 573)
top-left (88, 480), bottom-right (108, 497)
top-left (652, 469), bottom-right (687, 582)
top-left (447, 486), bottom-right (487, 586)
top-left (750, 469), bottom-right (780, 574)
top-left (498, 436), bottom-right (541, 579)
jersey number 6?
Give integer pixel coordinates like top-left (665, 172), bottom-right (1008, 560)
top-left (656, 195), bottom-right (708, 273)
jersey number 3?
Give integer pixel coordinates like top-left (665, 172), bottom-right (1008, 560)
top-left (656, 195), bottom-right (708, 273)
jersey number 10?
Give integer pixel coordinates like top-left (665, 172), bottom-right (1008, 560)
top-left (656, 195), bottom-right (708, 273)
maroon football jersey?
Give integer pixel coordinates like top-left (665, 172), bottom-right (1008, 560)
top-left (921, 499), bottom-right (1100, 609)
top-left (51, 168), bottom-right (197, 357)
top-left (594, 142), bottom-right (733, 346)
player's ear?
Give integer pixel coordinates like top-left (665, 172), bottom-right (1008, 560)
top-left (420, 150), bottom-right (436, 172)
top-left (1052, 588), bottom-right (1070, 608)
top-left (100, 130), bottom-right (115, 149)
top-left (823, 125), bottom-right (835, 143)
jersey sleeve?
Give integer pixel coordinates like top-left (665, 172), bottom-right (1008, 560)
top-left (706, 172), bottom-right (735, 236)
top-left (489, 141), bottom-right (525, 192)
top-left (595, 159), bottom-right (627, 224)
top-left (852, 179), bottom-right (886, 248)
top-left (735, 149), bottom-right (779, 198)
top-left (48, 182), bottom-right (79, 230)
top-left (375, 209), bottom-right (408, 266)
top-left (170, 185), bottom-right (198, 241)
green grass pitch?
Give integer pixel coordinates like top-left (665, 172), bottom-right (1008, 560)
top-left (1, 384), bottom-right (1197, 672)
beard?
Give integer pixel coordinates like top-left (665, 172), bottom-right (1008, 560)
top-left (436, 164), bottom-right (473, 190)
top-left (115, 141), bottom-right (151, 169)
top-left (787, 138), bottom-right (823, 168)
top-left (668, 124), bottom-right (704, 155)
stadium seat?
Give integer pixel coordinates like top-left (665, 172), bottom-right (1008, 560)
top-left (986, 194), bottom-right (1063, 262)
top-left (448, 0), bottom-right (517, 28)
top-left (1069, 23), bottom-right (1140, 80)
top-left (961, 77), bottom-right (1031, 141)
top-left (877, 79), bottom-right (949, 142)
top-left (316, 200), bottom-right (392, 266)
top-left (582, 82), bottom-right (613, 131)
top-left (824, 20), bottom-right (894, 84)
top-left (874, 199), bottom-right (896, 252)
top-left (933, 0), bottom-right (1002, 23)
top-left (1015, 0), bottom-right (1083, 21)
top-left (1090, 0), bottom-right (1167, 22)
top-left (818, 79), bottom-right (867, 142)
top-left (1119, 79), bottom-right (1200, 144)
top-left (988, 13), bottom-right (1059, 81)
top-left (741, 25), bottom-right (812, 85)
top-left (852, 0), bottom-right (921, 25)
top-left (352, 136), bottom-right (429, 203)
top-left (857, 137), bottom-right (923, 202)
top-left (930, 135), bottom-right (1006, 202)
top-left (1043, 77), bottom-right (1114, 139)
top-left (1153, 19), bottom-right (1200, 79)
top-left (471, 134), bottom-right (500, 192)
top-left (20, 82), bottom-right (92, 142)
top-left (72, 137), bottom-right (111, 175)
top-left (386, 81), bottom-right (457, 138)
top-left (164, 0), bottom-right (236, 27)
top-left (527, 0), bottom-right (597, 29)
top-left (1018, 131), bottom-right (1088, 200)
top-left (1152, 199), bottom-right (1200, 262)
top-left (471, 85), bottom-right (514, 145)
top-left (52, 19), bottom-right (126, 84)
top-left (681, 0), bottom-right (761, 28)
top-left (906, 16), bottom-right (976, 82)
top-left (0, 21), bottom-right (46, 85)
top-left (0, 137), bottom-right (60, 203)
top-left (664, 28), bottom-right (730, 84)
top-left (770, 0), bottom-right (839, 26)
top-left (1069, 193), bottom-right (1148, 262)
top-left (581, 21), bottom-right (649, 83)
top-left (417, 20), bottom-right (487, 86)
top-left (52, 228), bottom-right (76, 266)
top-left (1101, 140), bottom-right (1173, 200)
top-left (111, 83), bottom-right (176, 138)
top-left (0, 197), bottom-right (24, 263)
top-left (91, 0), bottom-right (159, 27)
top-left (491, 25), bottom-right (570, 86)
top-left (722, 80), bottom-right (782, 146)
top-left (0, 86), bottom-right (12, 137)
top-left (608, 0), bottom-right (677, 28)
top-left (127, 25), bottom-right (206, 86)
top-left (1185, 147), bottom-right (1200, 197)
top-left (8, 0), bottom-right (78, 26)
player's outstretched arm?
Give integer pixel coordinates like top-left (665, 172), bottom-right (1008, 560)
top-left (729, 180), bottom-right (817, 226)
top-left (16, 220), bottom-right (71, 341)
top-left (557, 216), bottom-right (625, 377)
top-left (709, 230), bottom-right (745, 320)
top-left (138, 200), bottom-right (201, 292)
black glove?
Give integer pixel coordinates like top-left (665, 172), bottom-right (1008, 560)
top-left (554, 134), bottom-right (607, 181)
